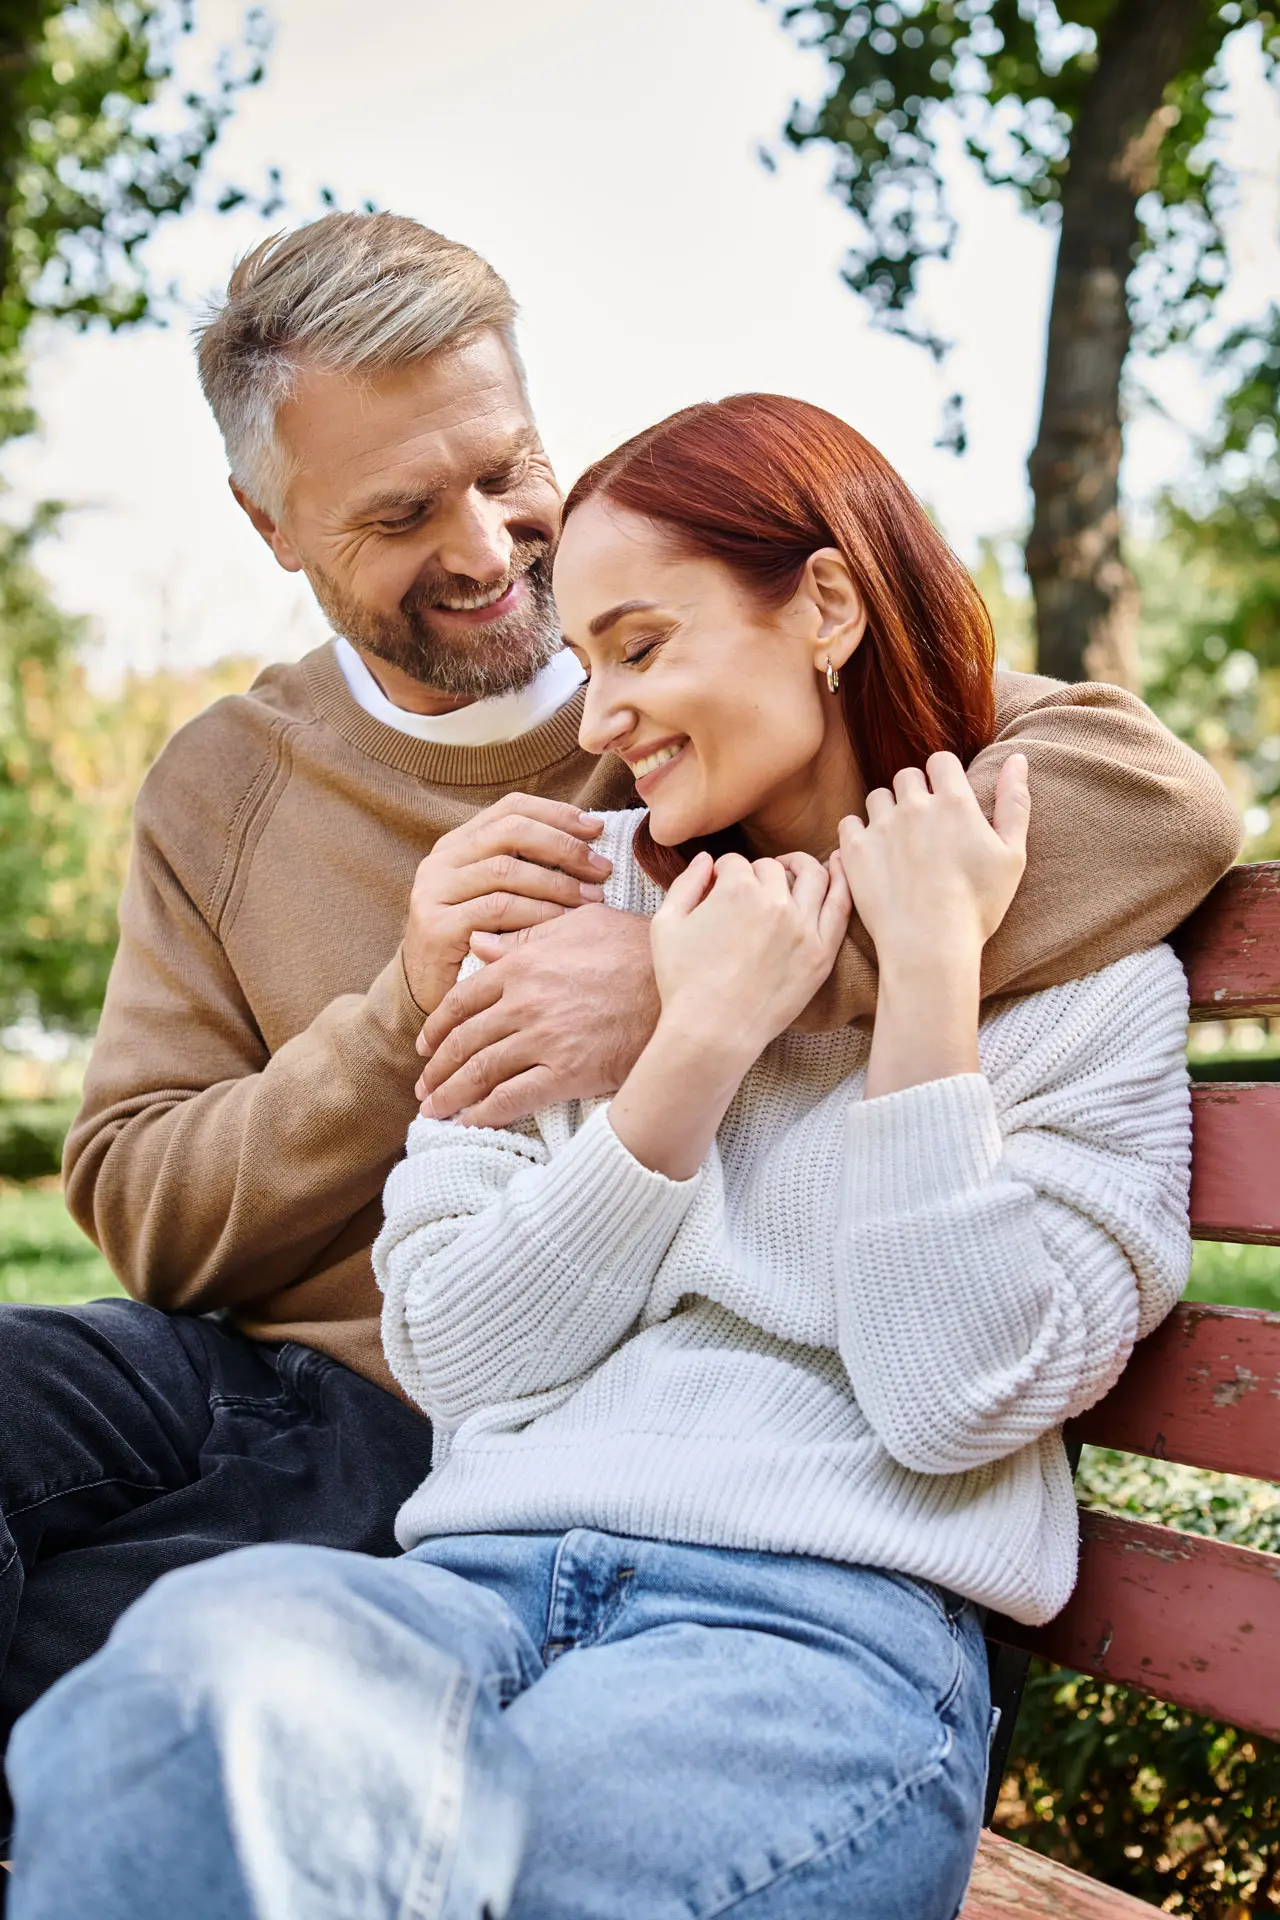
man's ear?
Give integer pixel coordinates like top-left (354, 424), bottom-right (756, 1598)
top-left (229, 477), bottom-right (304, 573)
top-left (806, 547), bottom-right (867, 675)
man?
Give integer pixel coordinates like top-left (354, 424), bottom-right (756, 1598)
top-left (0, 210), bottom-right (1241, 1845)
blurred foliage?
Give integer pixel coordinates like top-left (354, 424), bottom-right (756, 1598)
top-left (771, 0), bottom-right (1278, 354)
top-left (0, 0), bottom-right (270, 1026)
top-left (1145, 307), bottom-right (1280, 850)
top-left (0, 0), bottom-right (273, 440)
top-left (0, 507), bottom-right (98, 1023)
top-left (973, 534), bottom-right (1035, 670)
top-left (1, 640), bottom-right (260, 1026)
top-left (1187, 1235), bottom-right (1280, 1309)
top-left (998, 1448), bottom-right (1280, 1912)
top-left (769, 0), bottom-right (1280, 685)
top-left (0, 1178), bottom-right (119, 1301)
top-left (0, 1093), bottom-right (75, 1175)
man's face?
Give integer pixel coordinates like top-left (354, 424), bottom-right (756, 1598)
top-left (247, 329), bottom-right (564, 700)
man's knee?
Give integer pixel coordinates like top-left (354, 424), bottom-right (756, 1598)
top-left (0, 1297), bottom-right (165, 1406)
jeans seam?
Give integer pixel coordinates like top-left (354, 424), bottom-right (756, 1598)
top-left (583, 1567), bottom-right (636, 1649)
top-left (935, 1614), bottom-right (966, 1719)
top-left (697, 1734), bottom-right (955, 1919)
top-left (398, 1667), bottom-right (478, 1920)
top-left (540, 1531), bottom-right (576, 1661)
top-left (206, 1392), bottom-right (291, 1413)
top-left (4, 1472), bottom-right (170, 1524)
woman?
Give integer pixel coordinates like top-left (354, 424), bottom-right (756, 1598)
top-left (375, 397), bottom-right (1191, 1915)
top-left (9, 398), bottom-right (1193, 1920)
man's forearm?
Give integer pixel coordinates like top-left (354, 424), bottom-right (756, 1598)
top-left (800, 674), bottom-right (1241, 1031)
top-left (973, 678), bottom-right (1241, 1000)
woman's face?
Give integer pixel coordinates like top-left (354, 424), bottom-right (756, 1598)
top-left (553, 498), bottom-right (864, 853)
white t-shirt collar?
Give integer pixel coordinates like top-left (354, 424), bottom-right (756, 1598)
top-left (333, 636), bottom-right (585, 747)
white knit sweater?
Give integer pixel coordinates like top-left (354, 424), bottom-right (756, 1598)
top-left (377, 810), bottom-right (1192, 1625)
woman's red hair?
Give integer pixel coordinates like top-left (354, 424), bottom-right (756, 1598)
top-left (562, 394), bottom-right (997, 887)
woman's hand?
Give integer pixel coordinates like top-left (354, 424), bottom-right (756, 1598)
top-left (837, 752), bottom-right (1030, 972)
top-left (606, 848), bottom-right (851, 1182)
top-left (402, 794), bottom-right (612, 1017)
top-left (652, 849), bottom-right (853, 1065)
top-left (836, 752), bottom-right (1031, 1101)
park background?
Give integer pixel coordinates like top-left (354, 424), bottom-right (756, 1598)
top-left (0, 0), bottom-right (1279, 1909)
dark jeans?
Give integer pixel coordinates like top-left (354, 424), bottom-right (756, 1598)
top-left (0, 1296), bottom-right (433, 1849)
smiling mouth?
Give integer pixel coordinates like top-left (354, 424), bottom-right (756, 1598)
top-left (630, 739), bottom-right (687, 791)
top-left (430, 575), bottom-right (524, 622)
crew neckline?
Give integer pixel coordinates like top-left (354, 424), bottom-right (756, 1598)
top-left (302, 641), bottom-right (592, 788)
top-left (333, 637), bottom-right (585, 747)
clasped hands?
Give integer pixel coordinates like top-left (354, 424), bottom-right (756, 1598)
top-left (404, 754), bottom-right (1029, 1129)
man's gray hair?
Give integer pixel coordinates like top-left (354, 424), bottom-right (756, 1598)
top-left (197, 211), bottom-right (521, 517)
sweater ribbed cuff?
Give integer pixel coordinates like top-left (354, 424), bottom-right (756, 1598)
top-left (844, 1073), bottom-right (1003, 1222)
top-left (526, 1105), bottom-right (699, 1269)
top-left (403, 1102), bottom-right (699, 1275)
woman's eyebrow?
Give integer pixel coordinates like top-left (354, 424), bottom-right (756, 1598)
top-left (588, 599), bottom-right (660, 637)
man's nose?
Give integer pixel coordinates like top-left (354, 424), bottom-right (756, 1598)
top-left (434, 491), bottom-right (514, 583)
top-left (578, 675), bottom-right (638, 758)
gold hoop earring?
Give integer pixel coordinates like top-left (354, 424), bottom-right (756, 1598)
top-left (825, 659), bottom-right (840, 695)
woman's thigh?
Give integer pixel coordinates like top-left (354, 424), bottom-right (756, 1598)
top-left (504, 1545), bottom-right (990, 1920)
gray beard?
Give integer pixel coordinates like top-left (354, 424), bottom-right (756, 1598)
top-left (311, 548), bottom-right (563, 701)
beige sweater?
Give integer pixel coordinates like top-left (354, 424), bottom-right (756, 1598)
top-left (64, 641), bottom-right (1240, 1394)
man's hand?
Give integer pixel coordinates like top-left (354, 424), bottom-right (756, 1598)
top-left (415, 905), bottom-right (660, 1129)
top-left (401, 794), bottom-right (611, 1015)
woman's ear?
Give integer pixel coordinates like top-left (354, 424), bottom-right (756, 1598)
top-left (805, 548), bottom-right (867, 675)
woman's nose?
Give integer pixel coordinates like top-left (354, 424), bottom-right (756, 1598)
top-left (578, 677), bottom-right (637, 758)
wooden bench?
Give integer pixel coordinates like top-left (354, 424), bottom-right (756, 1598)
top-left (4, 869), bottom-right (1276, 1911)
top-left (963, 860), bottom-right (1280, 1916)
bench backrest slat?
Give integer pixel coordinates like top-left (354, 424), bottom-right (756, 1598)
top-left (1175, 860), bottom-right (1280, 1019)
top-left (1069, 1300), bottom-right (1280, 1480)
top-left (984, 865), bottom-right (1280, 1832)
top-left (989, 1510), bottom-right (1280, 1736)
top-left (1190, 1083), bottom-right (1280, 1244)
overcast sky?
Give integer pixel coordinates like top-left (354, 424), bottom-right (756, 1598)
top-left (7, 0), bottom-right (1279, 681)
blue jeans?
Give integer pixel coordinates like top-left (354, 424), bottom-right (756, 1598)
top-left (0, 1298), bottom-right (432, 1847)
top-left (7, 1528), bottom-right (990, 1919)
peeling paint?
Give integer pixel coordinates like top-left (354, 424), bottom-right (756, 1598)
top-left (1213, 1365), bottom-right (1262, 1406)
top-left (1120, 1537), bottom-right (1191, 1563)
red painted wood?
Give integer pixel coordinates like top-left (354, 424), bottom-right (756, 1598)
top-left (963, 1832), bottom-right (1160, 1917)
top-left (1175, 860), bottom-right (1280, 1020)
top-left (990, 1512), bottom-right (1280, 1735)
top-left (1189, 1081), bottom-right (1280, 1244)
top-left (1069, 1302), bottom-right (1280, 1480)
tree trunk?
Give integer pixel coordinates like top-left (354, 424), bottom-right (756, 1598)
top-left (1026, 0), bottom-right (1206, 687)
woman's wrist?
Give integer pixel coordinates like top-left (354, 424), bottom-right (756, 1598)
top-left (608, 1007), bottom-right (753, 1180)
top-left (865, 945), bottom-right (983, 1101)
top-left (652, 999), bottom-right (761, 1080)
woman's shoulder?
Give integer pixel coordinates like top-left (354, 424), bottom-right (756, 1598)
top-left (589, 809), bottom-right (665, 919)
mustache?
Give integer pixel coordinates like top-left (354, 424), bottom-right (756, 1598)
top-left (404, 538), bottom-right (554, 615)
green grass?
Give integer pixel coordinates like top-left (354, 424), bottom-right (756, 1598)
top-left (2, 1182), bottom-right (1279, 1313)
top-left (1185, 1238), bottom-right (1280, 1310)
top-left (0, 1184), bottom-right (122, 1307)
